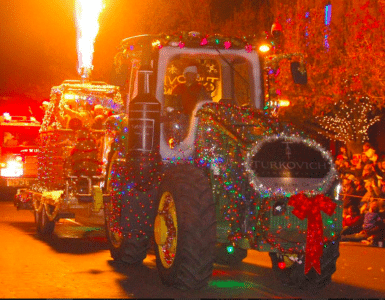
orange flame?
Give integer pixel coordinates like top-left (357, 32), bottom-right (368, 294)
top-left (75, 0), bottom-right (104, 78)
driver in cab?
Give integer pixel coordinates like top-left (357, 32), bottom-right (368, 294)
top-left (172, 65), bottom-right (211, 116)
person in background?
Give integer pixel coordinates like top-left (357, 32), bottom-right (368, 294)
top-left (361, 163), bottom-right (378, 183)
top-left (341, 201), bottom-right (382, 244)
top-left (360, 178), bottom-right (380, 214)
top-left (336, 145), bottom-right (351, 162)
top-left (341, 205), bottom-right (364, 236)
top-left (374, 157), bottom-right (385, 180)
top-left (363, 142), bottom-right (377, 163)
top-left (91, 105), bottom-right (108, 130)
top-left (338, 160), bottom-right (355, 178)
top-left (355, 153), bottom-right (372, 175)
top-left (353, 176), bottom-right (366, 200)
top-left (342, 175), bottom-right (359, 216)
top-left (62, 100), bottom-right (92, 128)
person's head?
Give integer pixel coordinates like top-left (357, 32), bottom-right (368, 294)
top-left (363, 142), bottom-right (372, 152)
top-left (369, 201), bottom-right (379, 213)
top-left (41, 101), bottom-right (50, 111)
top-left (94, 104), bottom-right (105, 117)
top-left (353, 177), bottom-right (363, 187)
top-left (82, 101), bottom-right (93, 112)
top-left (362, 163), bottom-right (374, 177)
top-left (364, 178), bottom-right (375, 191)
top-left (348, 205), bottom-right (360, 217)
top-left (65, 98), bottom-right (78, 110)
top-left (340, 146), bottom-right (347, 154)
top-left (92, 115), bottom-right (105, 130)
top-left (183, 66), bottom-right (198, 85)
top-left (347, 174), bottom-right (355, 182)
top-left (342, 178), bottom-right (353, 190)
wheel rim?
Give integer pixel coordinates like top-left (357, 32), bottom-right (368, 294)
top-left (109, 229), bottom-right (123, 248)
top-left (154, 191), bottom-right (178, 269)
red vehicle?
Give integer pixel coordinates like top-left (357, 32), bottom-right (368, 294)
top-left (0, 113), bottom-right (40, 196)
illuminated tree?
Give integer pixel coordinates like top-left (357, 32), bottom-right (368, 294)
top-left (269, 0), bottom-right (385, 154)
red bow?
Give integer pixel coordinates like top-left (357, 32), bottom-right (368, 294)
top-left (288, 194), bottom-right (336, 274)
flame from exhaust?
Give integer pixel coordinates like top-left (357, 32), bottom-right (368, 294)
top-left (75, 0), bottom-right (104, 77)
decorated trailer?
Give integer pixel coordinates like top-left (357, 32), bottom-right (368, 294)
top-left (102, 32), bottom-right (343, 290)
top-left (14, 80), bottom-right (123, 234)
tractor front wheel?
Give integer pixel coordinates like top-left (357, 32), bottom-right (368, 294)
top-left (154, 165), bottom-right (216, 290)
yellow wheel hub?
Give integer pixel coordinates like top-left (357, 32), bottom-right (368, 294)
top-left (154, 191), bottom-right (178, 269)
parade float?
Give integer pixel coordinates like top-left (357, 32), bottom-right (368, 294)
top-left (102, 32), bottom-right (343, 290)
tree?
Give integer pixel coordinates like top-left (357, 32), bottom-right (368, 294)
top-left (267, 0), bottom-right (385, 154)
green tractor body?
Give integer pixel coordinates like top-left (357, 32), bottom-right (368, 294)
top-left (104, 33), bottom-right (343, 290)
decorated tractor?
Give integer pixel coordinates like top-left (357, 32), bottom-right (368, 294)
top-left (15, 80), bottom-right (123, 235)
top-left (105, 32), bottom-right (342, 290)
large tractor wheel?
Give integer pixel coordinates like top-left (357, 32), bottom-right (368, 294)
top-left (104, 153), bottom-right (151, 264)
top-left (214, 244), bottom-right (247, 265)
top-left (269, 240), bottom-right (340, 290)
top-left (154, 165), bottom-right (216, 290)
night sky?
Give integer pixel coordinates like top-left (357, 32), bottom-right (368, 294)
top-left (0, 0), bottom-right (265, 117)
top-left (0, 1), bottom-right (135, 104)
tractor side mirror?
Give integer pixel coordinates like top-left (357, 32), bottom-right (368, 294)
top-left (290, 61), bottom-right (307, 85)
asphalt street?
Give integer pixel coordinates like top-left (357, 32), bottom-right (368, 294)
top-left (0, 199), bottom-right (384, 298)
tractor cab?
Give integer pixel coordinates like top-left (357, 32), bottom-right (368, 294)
top-left (113, 33), bottom-right (265, 160)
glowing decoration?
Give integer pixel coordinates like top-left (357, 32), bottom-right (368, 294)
top-left (259, 44), bottom-right (270, 53)
top-left (194, 102), bottom-right (342, 259)
top-left (152, 39), bottom-right (162, 49)
top-left (316, 97), bottom-right (380, 144)
top-left (278, 261), bottom-right (286, 269)
top-left (75, 0), bottom-right (105, 77)
top-left (288, 193), bottom-right (336, 274)
top-left (226, 245), bottom-right (234, 253)
top-left (200, 37), bottom-right (208, 46)
top-left (224, 41), bottom-right (231, 49)
top-left (3, 113), bottom-right (11, 121)
top-left (278, 99), bottom-right (290, 107)
top-left (324, 3), bottom-right (332, 25)
top-left (324, 3), bottom-right (332, 49)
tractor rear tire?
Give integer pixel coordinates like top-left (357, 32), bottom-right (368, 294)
top-left (154, 165), bottom-right (216, 290)
top-left (269, 240), bottom-right (340, 290)
top-left (104, 154), bottom-right (153, 264)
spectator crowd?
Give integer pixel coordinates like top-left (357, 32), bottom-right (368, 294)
top-left (336, 143), bottom-right (385, 246)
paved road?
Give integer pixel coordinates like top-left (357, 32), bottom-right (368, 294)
top-left (0, 200), bottom-right (384, 298)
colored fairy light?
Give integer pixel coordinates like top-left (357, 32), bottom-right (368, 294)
top-left (278, 261), bottom-right (286, 269)
top-left (200, 38), bottom-right (208, 46)
top-left (226, 245), bottom-right (234, 253)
